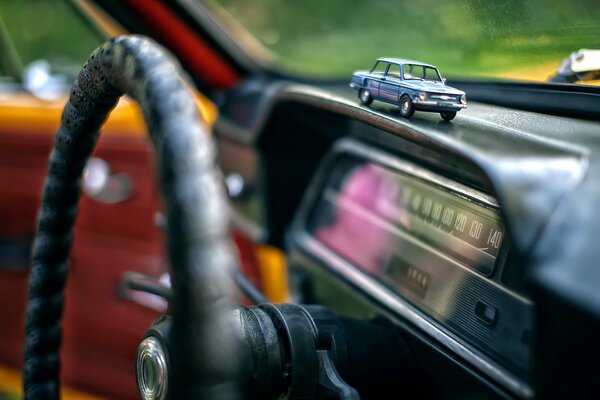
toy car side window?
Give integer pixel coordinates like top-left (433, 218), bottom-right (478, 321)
top-left (371, 61), bottom-right (388, 76)
top-left (386, 63), bottom-right (401, 79)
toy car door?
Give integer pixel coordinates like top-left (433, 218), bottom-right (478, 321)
top-left (379, 63), bottom-right (401, 102)
top-left (367, 60), bottom-right (388, 98)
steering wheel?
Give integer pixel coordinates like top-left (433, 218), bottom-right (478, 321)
top-left (22, 36), bottom-right (240, 399)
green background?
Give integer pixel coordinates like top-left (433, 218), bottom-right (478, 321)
top-left (209, 0), bottom-right (600, 78)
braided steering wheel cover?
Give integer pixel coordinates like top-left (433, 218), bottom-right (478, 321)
top-left (23, 36), bottom-right (240, 399)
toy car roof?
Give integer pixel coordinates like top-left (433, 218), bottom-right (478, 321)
top-left (376, 57), bottom-right (436, 68)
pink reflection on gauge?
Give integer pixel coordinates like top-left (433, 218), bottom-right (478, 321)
top-left (315, 163), bottom-right (410, 277)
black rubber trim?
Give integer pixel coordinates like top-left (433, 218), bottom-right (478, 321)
top-left (450, 79), bottom-right (600, 121)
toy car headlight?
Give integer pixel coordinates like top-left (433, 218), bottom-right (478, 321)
top-left (419, 92), bottom-right (427, 101)
top-left (460, 94), bottom-right (467, 104)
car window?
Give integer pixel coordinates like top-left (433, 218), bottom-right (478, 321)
top-left (370, 61), bottom-right (388, 75)
top-left (0, 0), bottom-right (103, 82)
top-left (386, 64), bottom-right (401, 79)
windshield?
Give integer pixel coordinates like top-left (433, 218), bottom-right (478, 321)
top-left (404, 65), bottom-right (442, 82)
top-left (204, 0), bottom-right (600, 83)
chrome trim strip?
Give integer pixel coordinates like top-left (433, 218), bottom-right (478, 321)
top-left (414, 99), bottom-right (467, 108)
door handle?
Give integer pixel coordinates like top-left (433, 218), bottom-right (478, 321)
top-left (118, 271), bottom-right (171, 312)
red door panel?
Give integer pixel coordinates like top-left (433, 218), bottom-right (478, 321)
top-left (0, 97), bottom-right (166, 399)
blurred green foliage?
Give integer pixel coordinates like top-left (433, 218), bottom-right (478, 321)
top-left (0, 0), bottom-right (102, 78)
top-left (0, 392), bottom-right (18, 400)
top-left (208, 0), bottom-right (600, 78)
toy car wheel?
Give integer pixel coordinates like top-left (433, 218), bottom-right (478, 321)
top-left (399, 95), bottom-right (415, 118)
top-left (359, 89), bottom-right (373, 105)
top-left (440, 111), bottom-right (457, 121)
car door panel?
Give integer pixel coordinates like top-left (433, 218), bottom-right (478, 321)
top-left (379, 63), bottom-right (402, 103)
top-left (0, 94), bottom-right (163, 399)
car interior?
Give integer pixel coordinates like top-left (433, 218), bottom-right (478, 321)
top-left (1, 1), bottom-right (600, 399)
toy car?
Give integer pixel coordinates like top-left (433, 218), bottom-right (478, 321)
top-left (350, 58), bottom-right (467, 121)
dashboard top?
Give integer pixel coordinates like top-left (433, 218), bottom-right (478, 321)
top-left (217, 78), bottom-right (600, 317)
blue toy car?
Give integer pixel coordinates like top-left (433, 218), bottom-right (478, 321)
top-left (350, 58), bottom-right (467, 121)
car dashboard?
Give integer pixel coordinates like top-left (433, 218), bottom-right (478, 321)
top-left (215, 80), bottom-right (599, 398)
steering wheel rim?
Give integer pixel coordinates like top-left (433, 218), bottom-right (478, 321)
top-left (23, 36), bottom-right (240, 399)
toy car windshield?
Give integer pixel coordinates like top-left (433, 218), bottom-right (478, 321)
top-left (403, 64), bottom-right (443, 82)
